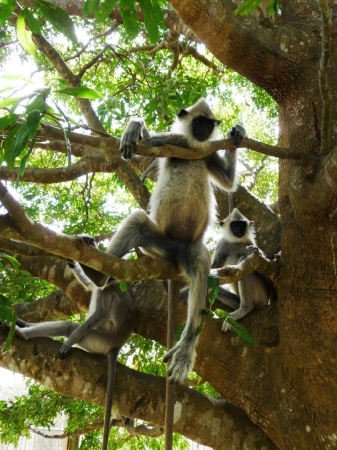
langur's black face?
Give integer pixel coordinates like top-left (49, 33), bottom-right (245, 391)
top-left (191, 116), bottom-right (219, 142)
top-left (230, 220), bottom-right (247, 238)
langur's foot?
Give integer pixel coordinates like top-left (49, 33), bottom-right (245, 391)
top-left (163, 338), bottom-right (196, 384)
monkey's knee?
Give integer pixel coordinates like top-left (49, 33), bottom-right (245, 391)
top-left (15, 325), bottom-right (29, 339)
top-left (16, 318), bottom-right (30, 328)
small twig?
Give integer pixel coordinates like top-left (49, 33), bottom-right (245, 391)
top-left (77, 43), bottom-right (111, 78)
top-left (317, 0), bottom-right (332, 154)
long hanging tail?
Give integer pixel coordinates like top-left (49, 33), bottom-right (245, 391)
top-left (165, 280), bottom-right (180, 450)
top-left (102, 348), bottom-right (119, 450)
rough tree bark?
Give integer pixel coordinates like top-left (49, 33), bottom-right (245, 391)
top-left (166, 0), bottom-right (337, 448)
top-left (1, 0), bottom-right (337, 449)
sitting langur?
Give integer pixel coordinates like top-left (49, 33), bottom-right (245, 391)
top-left (106, 98), bottom-right (245, 384)
top-left (15, 237), bottom-right (136, 450)
top-left (211, 208), bottom-right (272, 332)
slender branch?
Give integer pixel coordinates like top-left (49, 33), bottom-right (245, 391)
top-left (77, 43), bottom-right (112, 78)
top-left (317, 0), bottom-right (332, 154)
top-left (31, 33), bottom-right (106, 134)
top-left (2, 121), bottom-right (307, 161)
top-left (28, 421), bottom-right (103, 439)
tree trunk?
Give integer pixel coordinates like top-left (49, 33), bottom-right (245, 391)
top-left (167, 1), bottom-right (337, 448)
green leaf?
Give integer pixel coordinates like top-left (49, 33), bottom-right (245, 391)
top-left (0, 254), bottom-right (21, 271)
top-left (0, 2), bottom-right (16, 26)
top-left (119, 0), bottom-right (138, 40)
top-left (0, 95), bottom-right (32, 108)
top-left (3, 316), bottom-right (17, 352)
top-left (195, 321), bottom-right (205, 337)
top-left (119, 280), bottom-right (128, 292)
top-left (26, 110), bottom-right (41, 138)
top-left (16, 11), bottom-right (37, 57)
top-left (234, 0), bottom-right (264, 16)
top-left (0, 294), bottom-right (13, 324)
top-left (52, 103), bottom-right (72, 166)
top-left (83, 0), bottom-right (101, 16)
top-left (18, 135), bottom-right (36, 178)
top-left (8, 124), bottom-right (29, 169)
top-left (3, 125), bottom-right (21, 164)
top-left (56, 87), bottom-right (103, 99)
top-left (24, 9), bottom-right (42, 35)
top-left (174, 324), bottom-right (185, 343)
top-left (25, 93), bottom-right (47, 114)
top-left (227, 318), bottom-right (256, 346)
top-left (214, 308), bottom-right (227, 319)
top-left (35, 0), bottom-right (78, 43)
top-left (138, 0), bottom-right (164, 43)
top-left (94, 0), bottom-right (117, 23)
top-left (0, 114), bottom-right (19, 131)
top-left (207, 271), bottom-right (219, 307)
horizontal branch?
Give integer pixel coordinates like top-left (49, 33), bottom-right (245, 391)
top-left (3, 122), bottom-right (307, 162)
top-left (0, 327), bottom-right (277, 449)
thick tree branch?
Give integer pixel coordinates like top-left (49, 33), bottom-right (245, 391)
top-left (0, 182), bottom-right (179, 282)
top-left (15, 289), bottom-right (87, 323)
top-left (168, 0), bottom-right (309, 100)
top-left (0, 328), bottom-right (276, 450)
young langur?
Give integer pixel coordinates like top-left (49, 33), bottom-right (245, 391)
top-left (108, 98), bottom-right (245, 385)
top-left (15, 238), bottom-right (136, 450)
top-left (211, 208), bottom-right (272, 332)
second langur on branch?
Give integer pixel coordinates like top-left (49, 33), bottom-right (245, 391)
top-left (211, 208), bottom-right (273, 331)
top-left (107, 98), bottom-right (246, 384)
top-left (15, 237), bottom-right (136, 450)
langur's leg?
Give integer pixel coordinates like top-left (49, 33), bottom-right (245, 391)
top-left (15, 319), bottom-right (118, 356)
top-left (221, 272), bottom-right (263, 332)
top-left (106, 209), bottom-right (179, 261)
top-left (15, 321), bottom-right (80, 339)
top-left (164, 242), bottom-right (211, 384)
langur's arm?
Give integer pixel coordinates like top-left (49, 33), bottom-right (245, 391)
top-left (211, 238), bottom-right (229, 268)
top-left (120, 119), bottom-right (190, 159)
top-left (69, 262), bottom-right (93, 291)
top-left (206, 125), bottom-right (246, 191)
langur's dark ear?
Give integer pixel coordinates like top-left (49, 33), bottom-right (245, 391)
top-left (177, 109), bottom-right (189, 118)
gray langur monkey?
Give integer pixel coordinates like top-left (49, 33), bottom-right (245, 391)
top-left (211, 208), bottom-right (273, 332)
top-left (15, 237), bottom-right (136, 450)
top-left (108, 98), bottom-right (246, 385)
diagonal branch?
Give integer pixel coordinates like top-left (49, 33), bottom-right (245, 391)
top-left (0, 181), bottom-right (178, 282)
top-left (31, 33), bottom-right (106, 134)
top-left (217, 248), bottom-right (281, 283)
